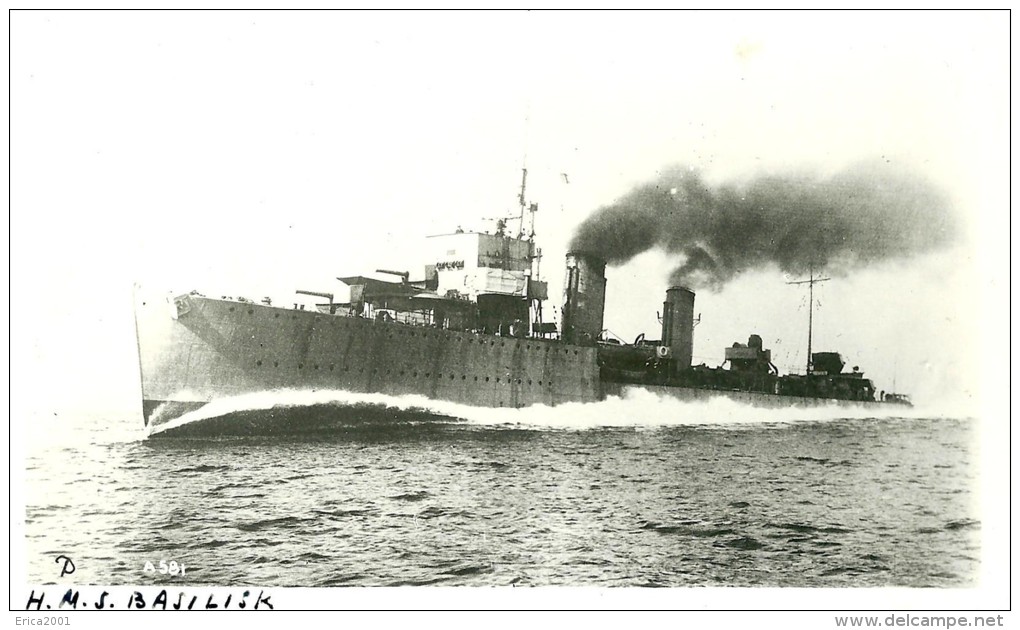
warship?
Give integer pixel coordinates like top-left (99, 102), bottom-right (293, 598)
top-left (134, 173), bottom-right (911, 436)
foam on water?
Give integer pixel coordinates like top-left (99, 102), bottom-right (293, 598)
top-left (149, 386), bottom-right (967, 436)
top-left (456, 387), bottom-right (962, 429)
top-left (22, 394), bottom-right (979, 587)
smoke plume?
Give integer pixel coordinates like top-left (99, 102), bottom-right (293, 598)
top-left (569, 163), bottom-right (957, 289)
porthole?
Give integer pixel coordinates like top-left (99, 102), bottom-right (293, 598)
top-left (516, 378), bottom-right (522, 384)
top-left (274, 313), bottom-right (279, 318)
top-left (329, 365), bottom-right (335, 371)
top-left (314, 365), bottom-right (319, 370)
top-left (527, 380), bottom-right (532, 385)
top-left (461, 375), bottom-right (466, 380)
top-left (256, 360), bottom-right (262, 367)
top-left (248, 309), bottom-right (254, 315)
top-left (473, 376), bottom-right (478, 381)
top-left (485, 377), bottom-right (490, 382)
top-left (273, 361), bottom-right (279, 368)
top-left (228, 306), bottom-right (235, 312)
top-left (425, 372), bottom-right (430, 377)
top-left (496, 378), bottom-right (500, 383)
top-left (298, 363), bottom-right (304, 369)
top-left (414, 372), bottom-right (419, 377)
top-left (538, 380), bottom-right (543, 386)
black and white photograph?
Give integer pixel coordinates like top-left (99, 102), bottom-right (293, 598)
top-left (9, 9), bottom-right (1010, 620)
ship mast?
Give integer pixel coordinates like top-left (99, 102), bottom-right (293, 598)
top-left (516, 165), bottom-right (545, 330)
top-left (517, 167), bottom-right (528, 239)
top-left (787, 268), bottom-right (830, 374)
top-left (517, 104), bottom-right (531, 240)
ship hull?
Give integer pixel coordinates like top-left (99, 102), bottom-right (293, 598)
top-left (134, 293), bottom-right (602, 433)
top-left (135, 292), bottom-right (900, 436)
top-left (601, 382), bottom-right (893, 410)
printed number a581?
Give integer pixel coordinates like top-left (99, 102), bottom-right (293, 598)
top-left (143, 560), bottom-right (187, 576)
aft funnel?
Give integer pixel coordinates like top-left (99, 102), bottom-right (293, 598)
top-left (661, 286), bottom-right (695, 371)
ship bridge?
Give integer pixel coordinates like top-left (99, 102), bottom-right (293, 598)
top-left (334, 230), bottom-right (550, 337)
top-left (425, 231), bottom-right (547, 335)
top-left (427, 231), bottom-right (535, 298)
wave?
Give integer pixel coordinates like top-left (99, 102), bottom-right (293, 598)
top-left (148, 386), bottom-right (968, 437)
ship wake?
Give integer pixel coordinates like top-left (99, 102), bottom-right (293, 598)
top-left (148, 388), bottom-right (960, 438)
top-left (148, 390), bottom-right (462, 438)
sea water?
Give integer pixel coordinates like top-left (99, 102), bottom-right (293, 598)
top-left (20, 391), bottom-right (979, 588)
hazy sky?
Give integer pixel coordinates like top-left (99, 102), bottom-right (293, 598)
top-left (10, 10), bottom-right (1008, 418)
